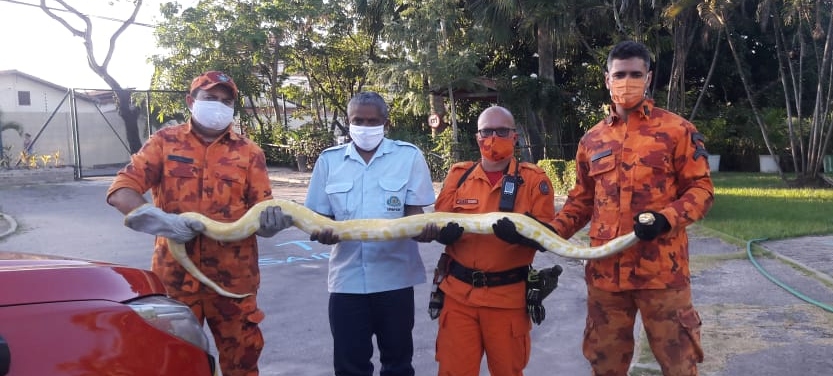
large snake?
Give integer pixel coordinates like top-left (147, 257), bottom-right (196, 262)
top-left (169, 199), bottom-right (639, 298)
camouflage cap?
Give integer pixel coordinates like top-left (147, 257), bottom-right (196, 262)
top-left (190, 71), bottom-right (238, 98)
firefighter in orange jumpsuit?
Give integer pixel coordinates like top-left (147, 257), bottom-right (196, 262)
top-left (503, 41), bottom-right (715, 375)
top-left (107, 71), bottom-right (293, 376)
top-left (423, 106), bottom-right (556, 376)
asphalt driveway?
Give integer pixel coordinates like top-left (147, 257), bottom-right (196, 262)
top-left (1, 169), bottom-right (831, 375)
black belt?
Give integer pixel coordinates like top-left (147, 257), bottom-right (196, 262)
top-left (448, 260), bottom-right (529, 288)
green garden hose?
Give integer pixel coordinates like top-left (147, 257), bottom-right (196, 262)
top-left (747, 238), bottom-right (833, 313)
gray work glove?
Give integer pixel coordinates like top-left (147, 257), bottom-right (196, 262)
top-left (124, 204), bottom-right (205, 243)
top-left (256, 206), bottom-right (293, 237)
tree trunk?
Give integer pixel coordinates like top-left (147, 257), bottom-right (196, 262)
top-left (722, 19), bottom-right (783, 178)
top-left (115, 90), bottom-right (142, 153)
top-left (690, 29), bottom-right (722, 121)
top-left (537, 19), bottom-right (557, 160)
top-left (667, 8), bottom-right (697, 114)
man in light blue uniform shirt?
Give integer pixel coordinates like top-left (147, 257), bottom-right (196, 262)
top-left (305, 91), bottom-right (436, 376)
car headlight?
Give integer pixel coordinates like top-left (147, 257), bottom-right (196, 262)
top-left (128, 295), bottom-right (210, 352)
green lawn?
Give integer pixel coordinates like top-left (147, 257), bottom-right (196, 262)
top-left (698, 173), bottom-right (833, 240)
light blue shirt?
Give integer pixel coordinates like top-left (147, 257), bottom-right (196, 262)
top-left (305, 138), bottom-right (436, 294)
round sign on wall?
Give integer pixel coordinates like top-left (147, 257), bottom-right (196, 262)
top-left (428, 113), bottom-right (442, 128)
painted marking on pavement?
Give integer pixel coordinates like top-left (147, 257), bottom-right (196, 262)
top-left (259, 239), bottom-right (330, 266)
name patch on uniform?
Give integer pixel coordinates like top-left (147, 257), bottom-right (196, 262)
top-left (539, 181), bottom-right (550, 195)
top-left (168, 155), bottom-right (194, 164)
top-left (386, 195), bottom-right (403, 212)
top-left (456, 198), bottom-right (479, 205)
top-left (591, 149), bottom-right (612, 162)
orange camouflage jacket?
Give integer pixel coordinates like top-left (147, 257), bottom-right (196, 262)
top-left (552, 100), bottom-right (714, 292)
top-left (107, 121), bottom-right (273, 296)
top-left (435, 159), bottom-right (556, 309)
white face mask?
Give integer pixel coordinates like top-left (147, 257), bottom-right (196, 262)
top-left (191, 100), bottom-right (234, 131)
top-left (349, 124), bottom-right (385, 151)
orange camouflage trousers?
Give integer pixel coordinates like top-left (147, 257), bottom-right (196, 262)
top-left (170, 288), bottom-right (265, 376)
top-left (583, 285), bottom-right (703, 376)
top-left (436, 295), bottom-right (531, 376)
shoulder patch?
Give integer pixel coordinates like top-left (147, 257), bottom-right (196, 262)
top-left (691, 132), bottom-right (708, 161)
top-left (539, 181), bottom-right (550, 195)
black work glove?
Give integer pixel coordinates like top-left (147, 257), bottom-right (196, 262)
top-left (436, 222), bottom-right (464, 245)
top-left (310, 228), bottom-right (340, 245)
top-left (526, 264), bottom-right (563, 325)
top-left (633, 211), bottom-right (671, 241)
top-left (537, 265), bottom-right (563, 301)
top-left (493, 213), bottom-right (554, 251)
top-left (527, 292), bottom-right (546, 325)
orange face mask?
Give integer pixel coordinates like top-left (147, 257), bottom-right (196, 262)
top-left (478, 136), bottom-right (515, 162)
top-left (609, 77), bottom-right (647, 109)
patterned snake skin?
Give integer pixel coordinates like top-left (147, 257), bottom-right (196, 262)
top-left (169, 199), bottom-right (639, 298)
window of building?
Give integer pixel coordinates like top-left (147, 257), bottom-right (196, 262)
top-left (18, 91), bottom-right (31, 106)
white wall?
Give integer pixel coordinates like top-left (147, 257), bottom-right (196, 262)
top-left (0, 73), bottom-right (135, 169)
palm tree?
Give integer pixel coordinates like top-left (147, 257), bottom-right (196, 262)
top-left (466, 0), bottom-right (568, 159)
top-left (699, 0), bottom-right (833, 185)
top-left (358, 0), bottom-right (481, 146)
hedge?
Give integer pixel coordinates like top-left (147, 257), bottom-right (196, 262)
top-left (536, 159), bottom-right (577, 195)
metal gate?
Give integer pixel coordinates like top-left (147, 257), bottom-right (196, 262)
top-left (3, 88), bottom-right (188, 179)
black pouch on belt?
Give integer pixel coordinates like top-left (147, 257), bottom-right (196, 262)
top-left (526, 264), bottom-right (563, 325)
top-left (429, 253), bottom-right (451, 320)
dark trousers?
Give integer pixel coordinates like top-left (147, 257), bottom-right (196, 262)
top-left (329, 287), bottom-right (416, 376)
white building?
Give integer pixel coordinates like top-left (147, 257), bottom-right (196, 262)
top-left (0, 70), bottom-right (136, 170)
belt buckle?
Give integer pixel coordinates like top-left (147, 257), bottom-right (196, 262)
top-left (471, 271), bottom-right (487, 287)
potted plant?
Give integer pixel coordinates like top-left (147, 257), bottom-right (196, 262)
top-left (696, 118), bottom-right (729, 172)
top-left (757, 108), bottom-right (789, 173)
top-left (285, 125), bottom-right (334, 172)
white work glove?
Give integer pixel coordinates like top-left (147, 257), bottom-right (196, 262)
top-left (124, 204), bottom-right (205, 243)
top-left (256, 206), bottom-right (293, 237)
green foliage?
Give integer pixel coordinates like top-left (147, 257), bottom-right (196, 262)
top-left (693, 116), bottom-right (731, 156)
top-left (143, 0), bottom-right (830, 181)
top-left (693, 104), bottom-right (792, 160)
top-left (536, 159), bottom-right (576, 195)
top-left (285, 125), bottom-right (335, 167)
top-left (387, 126), bottom-right (452, 182)
top-left (426, 128), bottom-right (459, 181)
top-left (385, 122), bottom-right (483, 182)
top-left (0, 145), bottom-right (12, 169)
top-left (248, 124), bottom-right (294, 167)
top-left (387, 123), bottom-right (445, 182)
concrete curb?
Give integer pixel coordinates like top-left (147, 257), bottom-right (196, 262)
top-left (0, 213), bottom-right (19, 238)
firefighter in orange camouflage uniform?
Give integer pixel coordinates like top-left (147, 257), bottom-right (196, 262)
top-left (107, 71), bottom-right (293, 376)
top-left (553, 41), bottom-right (713, 375)
top-left (421, 106), bottom-right (557, 375)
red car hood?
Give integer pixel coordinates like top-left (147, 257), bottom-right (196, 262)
top-left (0, 252), bottom-right (167, 306)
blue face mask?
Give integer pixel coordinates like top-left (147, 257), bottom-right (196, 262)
top-left (191, 100), bottom-right (234, 130)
